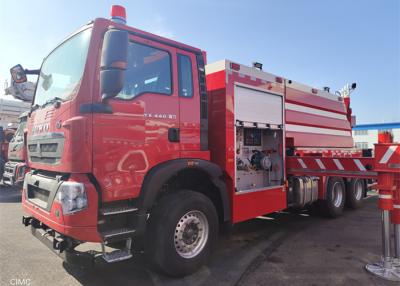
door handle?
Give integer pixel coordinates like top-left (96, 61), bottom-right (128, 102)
top-left (168, 128), bottom-right (180, 142)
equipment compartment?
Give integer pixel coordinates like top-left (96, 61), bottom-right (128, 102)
top-left (235, 126), bottom-right (283, 191)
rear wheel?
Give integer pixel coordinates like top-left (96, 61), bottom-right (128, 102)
top-left (345, 178), bottom-right (365, 209)
top-left (319, 177), bottom-right (346, 218)
top-left (146, 190), bottom-right (218, 277)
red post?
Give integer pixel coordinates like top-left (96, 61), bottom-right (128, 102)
top-left (366, 143), bottom-right (400, 281)
top-left (392, 173), bottom-right (400, 266)
top-left (377, 173), bottom-right (394, 211)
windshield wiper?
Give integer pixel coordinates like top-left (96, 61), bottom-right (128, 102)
top-left (30, 104), bottom-right (39, 113)
top-left (41, 96), bottom-right (63, 108)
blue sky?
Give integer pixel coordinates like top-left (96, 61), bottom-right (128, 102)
top-left (0, 0), bottom-right (399, 124)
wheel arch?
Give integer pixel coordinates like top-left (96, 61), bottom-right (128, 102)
top-left (138, 159), bottom-right (231, 223)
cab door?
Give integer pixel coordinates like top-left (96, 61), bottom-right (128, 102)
top-left (93, 34), bottom-right (180, 202)
top-left (176, 50), bottom-right (201, 152)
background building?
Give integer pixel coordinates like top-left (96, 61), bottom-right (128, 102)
top-left (0, 95), bottom-right (30, 129)
top-left (352, 122), bottom-right (400, 149)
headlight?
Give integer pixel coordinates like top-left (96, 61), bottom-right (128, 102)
top-left (56, 182), bottom-right (87, 215)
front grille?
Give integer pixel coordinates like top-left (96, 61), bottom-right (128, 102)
top-left (40, 143), bottom-right (58, 152)
top-left (4, 162), bottom-right (18, 175)
top-left (27, 132), bottom-right (64, 165)
top-left (45, 109), bottom-right (55, 120)
top-left (5, 166), bottom-right (14, 173)
top-left (28, 144), bottom-right (37, 152)
top-left (30, 157), bottom-right (58, 164)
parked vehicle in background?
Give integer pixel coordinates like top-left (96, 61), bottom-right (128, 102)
top-left (2, 112), bottom-right (28, 186)
top-left (0, 127), bottom-right (16, 181)
top-left (20, 5), bottom-right (377, 277)
top-left (0, 65), bottom-right (37, 185)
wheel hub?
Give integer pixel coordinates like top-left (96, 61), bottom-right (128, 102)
top-left (332, 181), bottom-right (344, 207)
top-left (182, 222), bottom-right (199, 244)
top-left (354, 180), bottom-right (363, 200)
top-left (174, 210), bottom-right (209, 259)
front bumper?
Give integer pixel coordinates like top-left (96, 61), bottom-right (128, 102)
top-left (21, 171), bottom-right (147, 265)
top-left (22, 172), bottom-right (101, 242)
top-left (22, 216), bottom-right (98, 268)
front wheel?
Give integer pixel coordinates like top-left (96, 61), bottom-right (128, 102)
top-left (146, 190), bottom-right (218, 277)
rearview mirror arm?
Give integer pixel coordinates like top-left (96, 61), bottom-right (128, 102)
top-left (24, 69), bottom-right (40, 75)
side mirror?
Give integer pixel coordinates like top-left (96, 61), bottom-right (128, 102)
top-left (100, 29), bottom-right (128, 101)
top-left (10, 64), bottom-right (27, 84)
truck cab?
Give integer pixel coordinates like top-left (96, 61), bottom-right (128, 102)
top-left (22, 6), bottom-right (224, 276)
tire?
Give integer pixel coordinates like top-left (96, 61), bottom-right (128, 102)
top-left (145, 190), bottom-right (218, 277)
top-left (319, 177), bottom-right (346, 218)
top-left (345, 178), bottom-right (365, 209)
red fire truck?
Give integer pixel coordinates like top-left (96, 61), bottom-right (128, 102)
top-left (20, 5), bottom-right (377, 277)
top-left (0, 128), bottom-right (16, 180)
top-left (3, 112), bottom-right (29, 186)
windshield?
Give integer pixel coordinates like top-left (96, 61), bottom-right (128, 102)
top-left (34, 28), bottom-right (92, 106)
top-left (11, 121), bottom-right (26, 142)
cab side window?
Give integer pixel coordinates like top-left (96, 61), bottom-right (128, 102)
top-left (117, 42), bottom-right (172, 99)
top-left (177, 54), bottom-right (193, 98)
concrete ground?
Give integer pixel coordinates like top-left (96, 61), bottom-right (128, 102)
top-left (0, 182), bottom-right (398, 286)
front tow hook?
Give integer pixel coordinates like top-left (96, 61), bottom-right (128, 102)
top-left (22, 216), bottom-right (33, 226)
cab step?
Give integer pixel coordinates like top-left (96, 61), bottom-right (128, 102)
top-left (102, 249), bottom-right (133, 263)
top-left (102, 238), bottom-right (132, 263)
top-left (101, 228), bottom-right (136, 240)
top-left (100, 205), bottom-right (138, 216)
